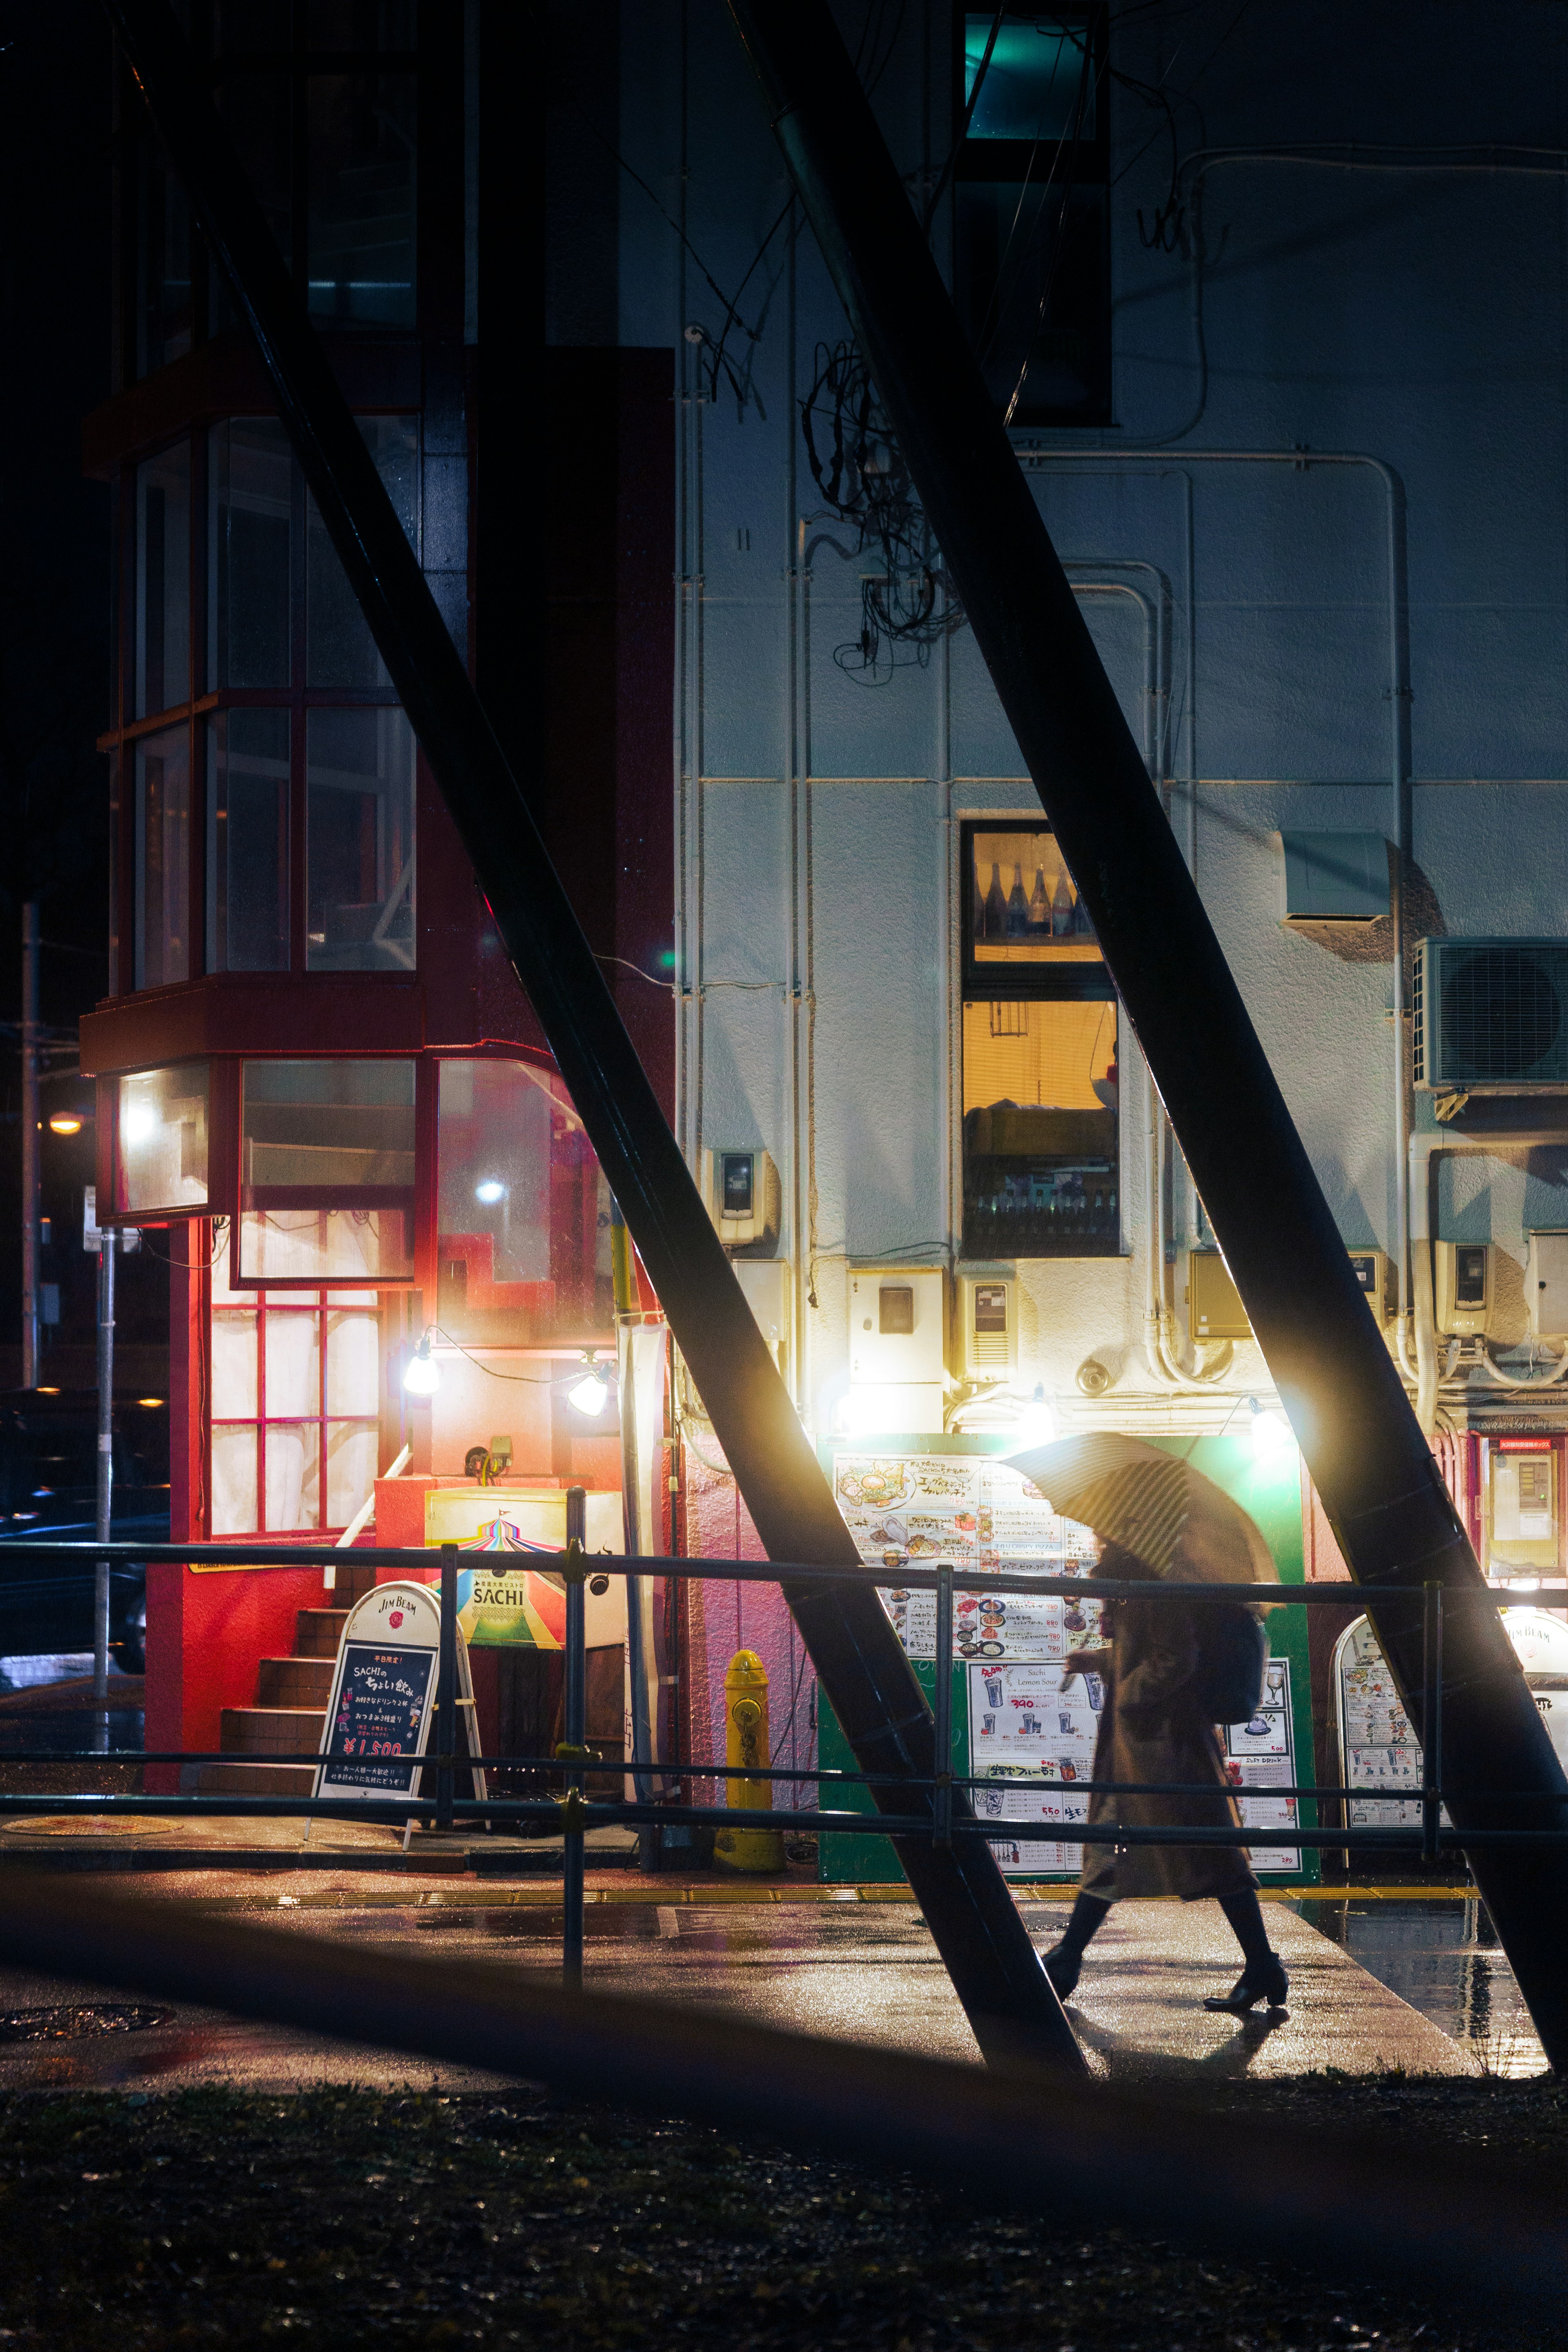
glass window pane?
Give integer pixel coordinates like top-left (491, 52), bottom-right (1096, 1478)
top-left (969, 826), bottom-right (1097, 968)
top-left (962, 999), bottom-right (1118, 1255)
top-left (136, 443), bottom-right (191, 718)
top-left (264, 1306), bottom-right (321, 1418)
top-left (238, 1207), bottom-right (412, 1283)
top-left (207, 708), bottom-right (290, 972)
top-left (326, 1421), bottom-right (379, 1528)
top-left (211, 1425), bottom-right (259, 1535)
top-left (266, 1422), bottom-right (320, 1530)
top-left (212, 1307), bottom-right (260, 1418)
top-left (209, 418), bottom-right (292, 688)
top-left (305, 707), bottom-right (416, 969)
top-left (243, 1058), bottom-right (415, 1192)
top-left (117, 1065), bottom-right (210, 1217)
top-left (963, 17), bottom-right (1093, 141)
top-left (307, 72), bottom-right (416, 327)
top-left (134, 726), bottom-right (192, 990)
top-left (437, 1056), bottom-right (615, 1344)
top-left (306, 1), bottom-right (416, 48)
top-left (306, 418), bottom-right (418, 687)
top-left (137, 151), bottom-right (192, 379)
top-left (326, 1308), bottom-right (380, 1414)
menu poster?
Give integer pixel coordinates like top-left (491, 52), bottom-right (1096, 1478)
top-left (1223, 1657), bottom-right (1301, 1872)
top-left (832, 1451), bottom-right (1103, 1665)
top-left (1335, 1616), bottom-right (1424, 1832)
top-left (968, 1659), bottom-right (1102, 1877)
top-left (318, 1642), bottom-right (437, 1796)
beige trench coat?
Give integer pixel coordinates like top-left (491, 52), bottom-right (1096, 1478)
top-left (1066, 1550), bottom-right (1257, 1904)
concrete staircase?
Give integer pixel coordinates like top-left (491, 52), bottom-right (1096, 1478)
top-left (199, 1559), bottom-right (379, 1797)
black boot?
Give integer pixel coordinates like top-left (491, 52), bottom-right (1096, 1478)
top-left (1204, 1891), bottom-right (1289, 2011)
top-left (1042, 1892), bottom-right (1111, 2000)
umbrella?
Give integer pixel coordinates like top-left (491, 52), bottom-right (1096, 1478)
top-left (1005, 1434), bottom-right (1275, 1589)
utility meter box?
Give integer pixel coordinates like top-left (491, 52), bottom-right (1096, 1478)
top-left (704, 1147), bottom-right (780, 1256)
top-left (1528, 1231), bottom-right (1568, 1339)
top-left (957, 1275), bottom-right (1018, 1379)
top-left (1434, 1240), bottom-right (1498, 1337)
top-left (1487, 1441), bottom-right (1559, 1575)
top-left (1347, 1246), bottom-right (1392, 1325)
top-left (849, 1267), bottom-right (946, 1387)
top-left (1187, 1250), bottom-right (1252, 1341)
top-left (733, 1257), bottom-right (790, 1374)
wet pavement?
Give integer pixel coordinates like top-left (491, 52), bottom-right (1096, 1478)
top-left (0, 1868), bottom-right (1500, 2093)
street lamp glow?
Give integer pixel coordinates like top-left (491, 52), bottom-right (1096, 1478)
top-left (403, 1333), bottom-right (441, 1396)
top-left (474, 1179), bottom-right (506, 1204)
top-left (47, 1113), bottom-right (83, 1136)
top-left (1016, 1383), bottom-right (1057, 1448)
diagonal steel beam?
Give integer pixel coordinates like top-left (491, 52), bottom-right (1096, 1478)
top-left (101, 0), bottom-right (1081, 2071)
top-left (722, 0), bottom-right (1568, 2063)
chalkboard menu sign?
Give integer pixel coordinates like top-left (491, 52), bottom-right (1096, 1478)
top-left (314, 1580), bottom-right (456, 1804)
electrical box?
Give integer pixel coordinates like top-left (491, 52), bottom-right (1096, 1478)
top-left (957, 1275), bottom-right (1017, 1379)
top-left (1433, 1240), bottom-right (1498, 1337)
top-left (1487, 1440), bottom-right (1559, 1575)
top-left (849, 1267), bottom-right (946, 1387)
top-left (1528, 1232), bottom-right (1568, 1339)
top-left (733, 1257), bottom-right (790, 1374)
top-left (1347, 1247), bottom-right (1391, 1325)
top-left (703, 1147), bottom-right (781, 1256)
top-left (1278, 831), bottom-right (1390, 925)
top-left (1187, 1250), bottom-right (1252, 1341)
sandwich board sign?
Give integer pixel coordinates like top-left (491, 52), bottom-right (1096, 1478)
top-left (313, 1579), bottom-right (486, 1809)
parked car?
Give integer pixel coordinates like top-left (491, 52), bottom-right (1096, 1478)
top-left (0, 1390), bottom-right (169, 1673)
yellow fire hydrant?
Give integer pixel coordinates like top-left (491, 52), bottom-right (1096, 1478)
top-left (713, 1649), bottom-right (787, 1874)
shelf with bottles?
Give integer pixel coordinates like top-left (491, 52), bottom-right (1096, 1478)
top-left (969, 826), bottom-right (1099, 964)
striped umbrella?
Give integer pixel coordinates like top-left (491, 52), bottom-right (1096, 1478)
top-left (1006, 1434), bottom-right (1274, 1587)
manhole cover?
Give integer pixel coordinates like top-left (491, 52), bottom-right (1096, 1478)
top-left (0, 1815), bottom-right (176, 1838)
top-left (0, 2002), bottom-right (176, 2043)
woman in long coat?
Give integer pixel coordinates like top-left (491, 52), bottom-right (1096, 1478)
top-left (1044, 1532), bottom-right (1289, 2012)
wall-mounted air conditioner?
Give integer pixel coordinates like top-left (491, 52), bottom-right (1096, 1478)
top-left (1413, 939), bottom-right (1568, 1093)
top-left (957, 1275), bottom-right (1017, 1379)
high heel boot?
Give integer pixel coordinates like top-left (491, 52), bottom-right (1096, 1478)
top-left (1202, 1952), bottom-right (1289, 2012)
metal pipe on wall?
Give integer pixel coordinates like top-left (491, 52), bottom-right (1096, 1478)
top-left (104, 0), bottom-right (1080, 2072)
top-left (723, 0), bottom-right (1568, 2065)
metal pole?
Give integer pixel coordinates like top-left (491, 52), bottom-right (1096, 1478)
top-left (1423, 1582), bottom-right (1443, 1867)
top-left (99, 0), bottom-right (1080, 2073)
top-left (932, 1562), bottom-right (953, 1848)
top-left (20, 902), bottom-right (39, 1391)
top-left (437, 1544), bottom-right (457, 1836)
top-left (562, 1484), bottom-right (587, 1993)
top-left (93, 1232), bottom-right (115, 1752)
top-left (721, 0), bottom-right (1568, 2067)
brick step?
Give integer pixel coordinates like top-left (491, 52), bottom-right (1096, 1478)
top-left (198, 1760), bottom-right (317, 1798)
top-left (328, 1560), bottom-right (379, 1605)
top-left (219, 1704), bottom-right (327, 1758)
top-left (257, 1655), bottom-right (336, 1708)
top-left (296, 1608), bottom-right (350, 1658)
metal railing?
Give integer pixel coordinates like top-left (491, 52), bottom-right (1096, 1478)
top-left (2, 1538), bottom-right (1564, 1978)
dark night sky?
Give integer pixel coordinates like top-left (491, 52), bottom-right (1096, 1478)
top-left (0, 1), bottom-right (166, 1360)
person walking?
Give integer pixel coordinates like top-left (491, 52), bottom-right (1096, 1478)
top-left (1042, 1531), bottom-right (1288, 2012)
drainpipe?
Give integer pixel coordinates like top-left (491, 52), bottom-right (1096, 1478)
top-left (103, 0), bottom-right (1082, 2074)
top-left (724, 0), bottom-right (1568, 2066)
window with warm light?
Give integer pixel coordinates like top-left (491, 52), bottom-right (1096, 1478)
top-left (961, 823), bottom-right (1118, 1256)
top-left (209, 1258), bottom-right (382, 1537)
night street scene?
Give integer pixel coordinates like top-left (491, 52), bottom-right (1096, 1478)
top-left (7, 0), bottom-right (1568, 2345)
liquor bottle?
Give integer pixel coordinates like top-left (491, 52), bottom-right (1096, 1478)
top-left (1006, 863), bottom-right (1029, 937)
top-left (973, 865), bottom-right (986, 940)
top-left (1052, 872), bottom-right (1074, 936)
top-left (1028, 866), bottom-right (1049, 935)
top-left (983, 862), bottom-right (1006, 939)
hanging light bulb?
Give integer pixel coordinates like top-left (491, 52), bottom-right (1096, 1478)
top-left (1016, 1383), bottom-right (1057, 1448)
top-left (1248, 1396), bottom-right (1291, 1455)
top-left (403, 1332), bottom-right (441, 1396)
top-left (568, 1362), bottom-right (610, 1417)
